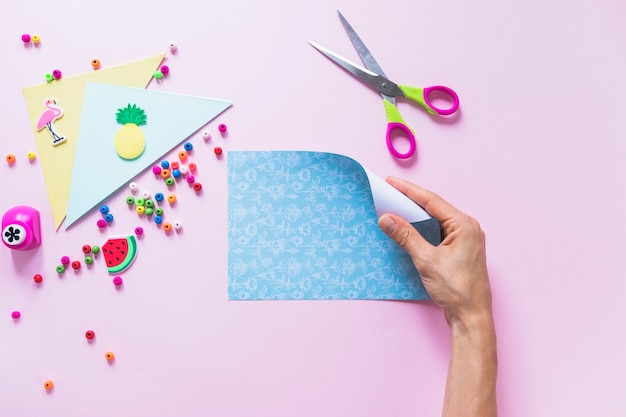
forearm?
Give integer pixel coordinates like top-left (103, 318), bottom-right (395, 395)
top-left (442, 314), bottom-right (498, 417)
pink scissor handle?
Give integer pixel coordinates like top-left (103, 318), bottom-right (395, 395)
top-left (386, 122), bottom-right (416, 159)
top-left (422, 85), bottom-right (460, 116)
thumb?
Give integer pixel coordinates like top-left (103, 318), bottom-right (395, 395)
top-left (378, 213), bottom-right (433, 261)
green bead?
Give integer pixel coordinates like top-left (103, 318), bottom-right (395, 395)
top-left (84, 256), bottom-right (94, 265)
top-left (136, 198), bottom-right (145, 206)
top-left (145, 199), bottom-right (154, 208)
top-left (153, 70), bottom-right (163, 79)
top-left (45, 73), bottom-right (54, 82)
top-left (91, 245), bottom-right (100, 254)
top-left (126, 196), bottom-right (135, 205)
top-left (155, 207), bottom-right (164, 215)
top-left (145, 207), bottom-right (154, 216)
top-left (165, 177), bottom-right (175, 186)
top-left (56, 265), bottom-right (65, 273)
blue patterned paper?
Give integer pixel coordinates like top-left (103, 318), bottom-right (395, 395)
top-left (227, 151), bottom-right (429, 300)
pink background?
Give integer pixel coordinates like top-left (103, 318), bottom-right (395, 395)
top-left (1, 0), bottom-right (625, 416)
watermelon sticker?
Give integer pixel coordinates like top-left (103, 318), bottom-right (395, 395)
top-left (103, 235), bottom-right (138, 274)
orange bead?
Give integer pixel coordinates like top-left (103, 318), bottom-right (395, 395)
top-left (105, 352), bottom-right (115, 361)
top-left (167, 194), bottom-right (177, 204)
top-left (6, 154), bottom-right (16, 165)
top-left (163, 222), bottom-right (173, 232)
top-left (44, 380), bottom-right (54, 390)
top-left (178, 151), bottom-right (187, 161)
top-left (160, 169), bottom-right (170, 178)
top-left (91, 58), bottom-right (101, 69)
top-left (188, 162), bottom-right (197, 173)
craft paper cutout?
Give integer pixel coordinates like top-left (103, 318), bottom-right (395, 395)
top-left (114, 104), bottom-right (147, 160)
top-left (65, 83), bottom-right (232, 228)
top-left (23, 54), bottom-right (165, 229)
top-left (35, 98), bottom-right (66, 145)
top-left (228, 151), bottom-right (442, 300)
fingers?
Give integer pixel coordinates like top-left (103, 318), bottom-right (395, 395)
top-left (385, 176), bottom-right (462, 223)
top-left (378, 213), bottom-right (434, 262)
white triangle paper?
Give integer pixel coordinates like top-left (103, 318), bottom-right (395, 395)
top-left (66, 83), bottom-right (232, 228)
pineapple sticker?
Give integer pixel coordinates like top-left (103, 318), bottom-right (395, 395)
top-left (114, 104), bottom-right (147, 160)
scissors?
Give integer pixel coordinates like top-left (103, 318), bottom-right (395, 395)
top-left (308, 11), bottom-right (459, 159)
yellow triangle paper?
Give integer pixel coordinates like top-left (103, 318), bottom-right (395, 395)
top-left (23, 54), bottom-right (165, 230)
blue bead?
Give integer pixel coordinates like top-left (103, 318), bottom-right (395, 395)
top-left (161, 160), bottom-right (170, 169)
top-left (154, 215), bottom-right (163, 224)
top-left (172, 169), bottom-right (181, 178)
top-left (104, 213), bottom-right (114, 222)
top-left (99, 205), bottom-right (109, 214)
top-left (183, 142), bottom-right (193, 151)
top-left (154, 193), bottom-right (164, 202)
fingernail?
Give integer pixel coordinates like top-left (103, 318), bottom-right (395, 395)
top-left (379, 215), bottom-right (397, 234)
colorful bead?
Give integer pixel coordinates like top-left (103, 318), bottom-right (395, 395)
top-left (71, 261), bottom-right (81, 270)
top-left (154, 215), bottom-right (163, 224)
top-left (145, 199), bottom-right (154, 208)
top-left (163, 222), bottom-right (173, 232)
top-left (56, 265), bottom-right (65, 273)
top-left (218, 123), bottom-right (227, 133)
top-left (193, 182), bottom-right (202, 192)
top-left (82, 244), bottom-right (92, 253)
top-left (154, 193), bottom-right (164, 202)
top-left (52, 69), bottom-right (62, 80)
top-left (33, 274), bottom-right (43, 283)
top-left (214, 146), bottom-right (223, 155)
top-left (126, 196), bottom-right (135, 205)
top-left (142, 191), bottom-right (151, 199)
top-left (129, 182), bottom-right (139, 192)
top-left (91, 245), bottom-right (100, 254)
top-left (6, 154), bottom-right (16, 164)
top-left (188, 162), bottom-right (197, 172)
top-left (136, 206), bottom-right (145, 214)
top-left (61, 256), bottom-right (70, 265)
top-left (155, 208), bottom-right (164, 216)
top-left (173, 221), bottom-right (182, 231)
top-left (153, 70), bottom-right (163, 79)
top-left (202, 131), bottom-right (211, 141)
top-left (99, 205), bottom-right (109, 214)
top-left (44, 380), bottom-right (54, 390)
top-left (186, 175), bottom-right (195, 184)
top-left (11, 311), bottom-right (21, 319)
top-left (172, 169), bottom-right (181, 178)
top-left (104, 213), bottom-right (114, 223)
top-left (113, 276), bottom-right (123, 286)
top-left (160, 65), bottom-right (169, 75)
top-left (21, 34), bottom-right (31, 43)
top-left (91, 58), bottom-right (101, 69)
top-left (32, 35), bottom-right (41, 44)
top-left (145, 208), bottom-right (154, 216)
top-left (152, 165), bottom-right (162, 175)
top-left (178, 151), bottom-right (187, 161)
top-left (170, 161), bottom-right (179, 170)
top-left (136, 198), bottom-right (145, 206)
top-left (105, 351), bottom-right (116, 361)
top-left (161, 160), bottom-right (170, 169)
top-left (85, 330), bottom-right (95, 340)
top-left (165, 177), bottom-right (175, 186)
top-left (27, 151), bottom-right (37, 161)
top-left (161, 169), bottom-right (171, 179)
top-left (45, 73), bottom-right (54, 82)
top-left (167, 194), bottom-right (177, 204)
top-left (183, 142), bottom-right (193, 151)
top-left (84, 256), bottom-right (93, 265)
top-left (179, 165), bottom-right (188, 175)
top-left (97, 219), bottom-right (107, 228)
top-left (135, 226), bottom-right (144, 235)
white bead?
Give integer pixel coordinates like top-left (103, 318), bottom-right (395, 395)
top-left (173, 221), bottom-right (182, 231)
top-left (142, 191), bottom-right (151, 199)
top-left (128, 182), bottom-right (138, 192)
top-left (202, 131), bottom-right (211, 141)
top-left (179, 165), bottom-right (188, 175)
top-left (169, 42), bottom-right (177, 52)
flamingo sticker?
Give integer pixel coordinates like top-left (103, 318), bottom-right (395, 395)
top-left (36, 98), bottom-right (66, 145)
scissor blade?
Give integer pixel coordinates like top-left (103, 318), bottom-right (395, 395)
top-left (308, 40), bottom-right (403, 98)
top-left (337, 11), bottom-right (388, 79)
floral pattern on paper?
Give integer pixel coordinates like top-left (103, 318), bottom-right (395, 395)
top-left (228, 151), bottom-right (429, 300)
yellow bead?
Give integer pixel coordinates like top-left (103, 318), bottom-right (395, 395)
top-left (136, 206), bottom-right (145, 214)
top-left (32, 35), bottom-right (41, 44)
top-left (27, 151), bottom-right (37, 161)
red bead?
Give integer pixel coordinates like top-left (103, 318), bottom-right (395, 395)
top-left (71, 260), bottom-right (81, 270)
top-left (33, 274), bottom-right (43, 283)
top-left (82, 244), bottom-right (91, 254)
top-left (85, 330), bottom-right (95, 339)
top-left (214, 146), bottom-right (222, 155)
top-left (193, 182), bottom-right (202, 191)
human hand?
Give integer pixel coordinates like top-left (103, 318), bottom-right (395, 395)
top-left (378, 177), bottom-right (493, 329)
